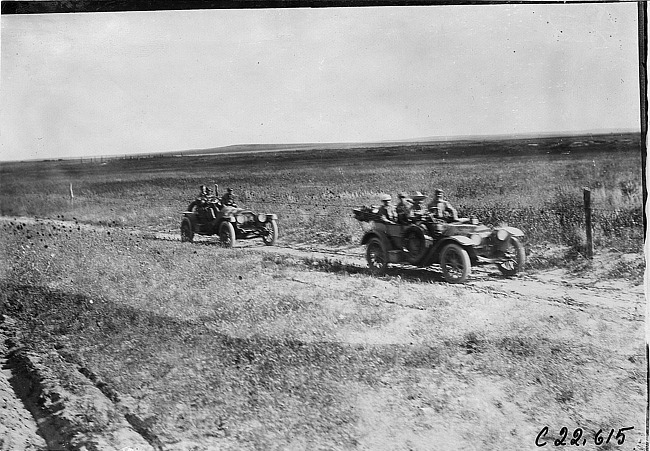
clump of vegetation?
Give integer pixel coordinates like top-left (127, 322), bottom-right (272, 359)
top-left (302, 256), bottom-right (351, 273)
top-left (605, 254), bottom-right (645, 284)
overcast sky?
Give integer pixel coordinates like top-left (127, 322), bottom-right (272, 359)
top-left (0, 3), bottom-right (641, 161)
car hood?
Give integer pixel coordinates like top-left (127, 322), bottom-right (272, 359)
top-left (441, 223), bottom-right (491, 236)
top-left (221, 206), bottom-right (260, 216)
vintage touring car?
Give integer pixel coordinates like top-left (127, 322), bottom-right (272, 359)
top-left (354, 206), bottom-right (525, 283)
top-left (181, 186), bottom-right (278, 247)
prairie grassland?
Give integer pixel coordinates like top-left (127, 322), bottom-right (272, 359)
top-left (0, 220), bottom-right (645, 450)
top-left (0, 136), bottom-right (643, 258)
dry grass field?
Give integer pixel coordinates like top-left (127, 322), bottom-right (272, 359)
top-left (0, 133), bottom-right (643, 255)
top-left (0, 133), bottom-right (646, 450)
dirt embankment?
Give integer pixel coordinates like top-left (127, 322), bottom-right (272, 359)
top-left (0, 331), bottom-right (46, 450)
top-left (0, 316), bottom-right (158, 451)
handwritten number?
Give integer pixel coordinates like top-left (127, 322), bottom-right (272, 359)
top-left (616, 427), bottom-right (634, 445)
top-left (535, 426), bottom-right (548, 447)
top-left (570, 428), bottom-right (583, 445)
top-left (594, 429), bottom-right (603, 445)
top-left (540, 426), bottom-right (634, 447)
top-left (554, 427), bottom-right (568, 446)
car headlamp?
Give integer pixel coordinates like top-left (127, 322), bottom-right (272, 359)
top-left (496, 229), bottom-right (509, 241)
top-left (236, 214), bottom-right (246, 224)
top-left (257, 213), bottom-right (267, 223)
top-left (470, 233), bottom-right (482, 246)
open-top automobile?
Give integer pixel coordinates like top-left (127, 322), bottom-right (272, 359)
top-left (353, 206), bottom-right (525, 283)
top-left (181, 187), bottom-right (278, 247)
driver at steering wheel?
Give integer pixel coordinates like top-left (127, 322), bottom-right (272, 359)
top-left (428, 189), bottom-right (459, 222)
top-left (187, 185), bottom-right (208, 210)
top-left (221, 187), bottom-right (237, 207)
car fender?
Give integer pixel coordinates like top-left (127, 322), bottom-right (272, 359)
top-left (266, 213), bottom-right (278, 220)
top-left (500, 226), bottom-right (524, 237)
top-left (426, 236), bottom-right (477, 264)
top-left (181, 213), bottom-right (197, 225)
top-left (361, 231), bottom-right (392, 252)
top-left (447, 235), bottom-right (475, 247)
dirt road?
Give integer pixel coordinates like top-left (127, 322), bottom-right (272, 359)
top-left (2, 215), bottom-right (645, 321)
top-left (10, 215), bottom-right (641, 315)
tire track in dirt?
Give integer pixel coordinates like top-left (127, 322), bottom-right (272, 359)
top-left (136, 220), bottom-right (645, 326)
top-left (465, 272), bottom-right (644, 323)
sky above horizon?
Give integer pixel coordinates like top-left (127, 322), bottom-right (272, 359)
top-left (0, 3), bottom-right (641, 161)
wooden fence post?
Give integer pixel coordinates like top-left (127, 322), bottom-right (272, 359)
top-left (583, 187), bottom-right (593, 258)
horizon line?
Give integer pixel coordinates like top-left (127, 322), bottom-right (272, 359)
top-left (0, 128), bottom-right (641, 163)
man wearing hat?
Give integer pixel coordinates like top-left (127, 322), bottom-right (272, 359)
top-left (395, 192), bottom-right (412, 224)
top-left (428, 189), bottom-right (458, 222)
top-left (221, 187), bottom-right (237, 207)
top-left (377, 194), bottom-right (397, 224)
top-left (188, 185), bottom-right (212, 220)
top-left (409, 191), bottom-right (428, 218)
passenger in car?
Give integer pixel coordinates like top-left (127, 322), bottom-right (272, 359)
top-left (377, 194), bottom-right (397, 224)
top-left (395, 192), bottom-right (412, 224)
top-left (409, 192), bottom-right (428, 218)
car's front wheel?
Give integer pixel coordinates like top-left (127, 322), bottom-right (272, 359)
top-left (180, 220), bottom-right (194, 243)
top-left (497, 237), bottom-right (525, 276)
top-left (366, 238), bottom-right (388, 276)
top-left (262, 219), bottom-right (279, 246)
top-left (219, 222), bottom-right (236, 248)
top-left (440, 243), bottom-right (471, 283)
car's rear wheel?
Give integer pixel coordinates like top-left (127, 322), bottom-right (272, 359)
top-left (440, 243), bottom-right (471, 283)
top-left (262, 219), bottom-right (279, 246)
top-left (180, 220), bottom-right (194, 243)
top-left (219, 222), bottom-right (236, 248)
top-left (366, 238), bottom-right (388, 275)
top-left (497, 237), bottom-right (525, 276)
